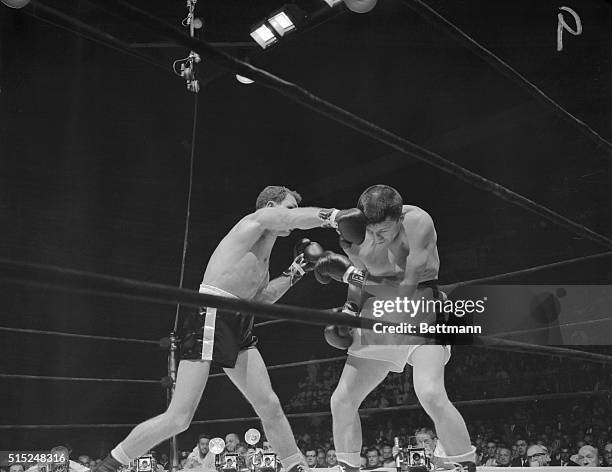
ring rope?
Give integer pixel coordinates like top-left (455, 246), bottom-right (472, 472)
top-left (0, 356), bottom-right (347, 384)
top-left (489, 317), bottom-right (612, 339)
top-left (2, 389), bottom-right (607, 429)
top-left (57, 0), bottom-right (612, 250)
top-left (400, 0), bottom-right (612, 158)
top-left (0, 326), bottom-right (159, 345)
top-left (0, 373), bottom-right (159, 384)
top-left (0, 258), bottom-right (377, 329)
top-left (193, 390), bottom-right (612, 424)
top-left (3, 258), bottom-right (612, 365)
top-left (254, 251), bottom-right (612, 329)
top-left (207, 355), bottom-right (347, 378)
top-left (445, 251), bottom-right (612, 289)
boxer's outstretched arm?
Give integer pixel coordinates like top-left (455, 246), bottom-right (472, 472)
top-left (250, 207), bottom-right (330, 231)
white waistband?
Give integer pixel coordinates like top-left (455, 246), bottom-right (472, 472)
top-left (198, 283), bottom-right (238, 299)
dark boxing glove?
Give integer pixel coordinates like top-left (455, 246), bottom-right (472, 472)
top-left (314, 251), bottom-right (367, 288)
top-left (319, 208), bottom-right (367, 245)
top-left (283, 238), bottom-right (325, 285)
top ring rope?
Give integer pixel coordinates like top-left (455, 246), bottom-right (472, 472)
top-left (254, 251), bottom-right (612, 330)
top-left (60, 0), bottom-right (612, 249)
top-left (0, 326), bottom-right (159, 345)
top-left (444, 251), bottom-right (612, 290)
top-left (2, 258), bottom-right (612, 365)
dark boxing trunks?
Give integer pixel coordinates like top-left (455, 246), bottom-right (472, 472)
top-left (179, 286), bottom-right (258, 368)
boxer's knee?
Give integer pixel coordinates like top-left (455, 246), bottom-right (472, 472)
top-left (331, 387), bottom-right (358, 416)
top-left (168, 412), bottom-right (193, 434)
top-left (161, 407), bottom-right (195, 434)
top-left (414, 382), bottom-right (448, 412)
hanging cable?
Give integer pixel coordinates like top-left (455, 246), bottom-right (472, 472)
top-left (172, 0), bottom-right (201, 333)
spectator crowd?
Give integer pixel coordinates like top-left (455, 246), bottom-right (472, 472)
top-left (4, 349), bottom-right (611, 471)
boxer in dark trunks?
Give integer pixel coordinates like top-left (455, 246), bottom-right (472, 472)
top-left (94, 186), bottom-right (366, 472)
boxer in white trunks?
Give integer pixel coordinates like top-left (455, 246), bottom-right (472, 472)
top-left (314, 185), bottom-right (476, 472)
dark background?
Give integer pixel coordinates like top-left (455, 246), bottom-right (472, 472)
top-left (1, 0), bottom-right (611, 454)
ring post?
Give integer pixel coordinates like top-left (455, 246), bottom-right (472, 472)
top-left (167, 331), bottom-right (180, 472)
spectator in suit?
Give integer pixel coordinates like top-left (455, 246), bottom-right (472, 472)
top-left (600, 443), bottom-right (612, 467)
top-left (511, 440), bottom-right (529, 467)
top-left (380, 445), bottom-right (395, 468)
top-left (304, 450), bottom-right (317, 469)
top-left (571, 446), bottom-right (601, 467)
top-left (150, 458), bottom-right (164, 472)
top-left (364, 450), bottom-right (380, 470)
top-left (496, 448), bottom-right (512, 467)
top-left (483, 442), bottom-right (498, 466)
top-left (526, 445), bottom-right (550, 467)
top-left (185, 434), bottom-right (216, 470)
top-left (325, 450), bottom-right (337, 468)
top-left (9, 466), bottom-right (25, 472)
top-left (550, 447), bottom-right (572, 466)
top-left (414, 427), bottom-right (444, 458)
top-left (316, 452), bottom-right (326, 468)
top-left (225, 434), bottom-right (240, 454)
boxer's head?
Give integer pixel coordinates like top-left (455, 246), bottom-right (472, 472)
top-left (256, 185), bottom-right (302, 236)
top-left (358, 184), bottom-right (403, 244)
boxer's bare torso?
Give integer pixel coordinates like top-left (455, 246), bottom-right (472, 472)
top-left (349, 205), bottom-right (439, 298)
top-left (200, 216), bottom-right (275, 299)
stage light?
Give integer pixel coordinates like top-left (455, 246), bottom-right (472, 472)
top-left (1, 0), bottom-right (30, 7)
top-left (236, 74), bottom-right (254, 85)
top-left (268, 11), bottom-right (296, 37)
top-left (268, 5), bottom-right (307, 37)
top-left (323, 0), bottom-right (343, 6)
top-left (250, 5), bottom-right (308, 49)
top-left (250, 23), bottom-right (278, 49)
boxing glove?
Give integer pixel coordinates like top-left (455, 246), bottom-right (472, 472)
top-left (283, 239), bottom-right (325, 285)
top-left (319, 208), bottom-right (367, 245)
top-left (314, 251), bottom-right (367, 288)
top-left (323, 302), bottom-right (359, 350)
top-left (324, 325), bottom-right (353, 350)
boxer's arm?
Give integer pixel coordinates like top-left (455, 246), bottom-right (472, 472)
top-left (254, 276), bottom-right (292, 303)
top-left (398, 213), bottom-right (435, 298)
top-left (343, 253), bottom-right (368, 309)
top-left (250, 207), bottom-right (332, 231)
